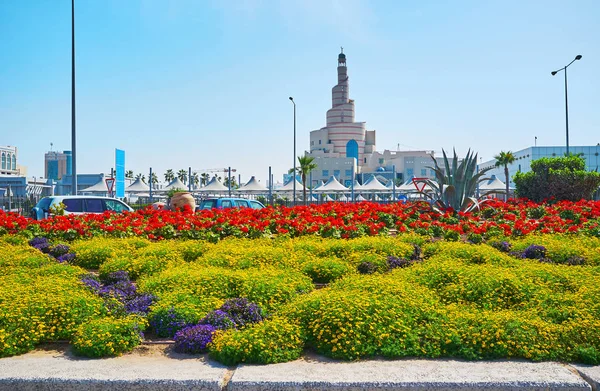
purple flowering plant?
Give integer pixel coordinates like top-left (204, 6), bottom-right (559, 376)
top-left (199, 309), bottom-right (236, 330)
top-left (173, 324), bottom-right (216, 354)
top-left (219, 298), bottom-right (263, 328)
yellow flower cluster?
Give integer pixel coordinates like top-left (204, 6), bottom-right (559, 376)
top-left (72, 316), bottom-right (147, 357)
top-left (510, 234), bottom-right (600, 265)
top-left (210, 316), bottom-right (304, 365)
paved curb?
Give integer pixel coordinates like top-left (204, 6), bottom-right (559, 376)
top-left (0, 349), bottom-right (596, 391)
top-left (573, 366), bottom-right (600, 391)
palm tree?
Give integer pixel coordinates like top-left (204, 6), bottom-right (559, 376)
top-left (200, 173), bottom-right (210, 186)
top-left (150, 172), bottom-right (158, 185)
top-left (190, 173), bottom-right (200, 189)
top-left (224, 177), bottom-right (238, 190)
top-left (494, 151), bottom-right (516, 201)
top-left (290, 155), bottom-right (318, 205)
top-left (177, 169), bottom-right (188, 184)
top-left (164, 169), bottom-right (175, 183)
top-left (125, 170), bottom-right (134, 179)
top-left (135, 173), bottom-right (146, 183)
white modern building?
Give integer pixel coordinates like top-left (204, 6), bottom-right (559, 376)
top-left (1, 146), bottom-right (19, 176)
top-left (480, 145), bottom-right (600, 189)
top-left (308, 50), bottom-right (376, 170)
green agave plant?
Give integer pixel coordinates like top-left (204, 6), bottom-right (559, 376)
top-left (418, 149), bottom-right (493, 214)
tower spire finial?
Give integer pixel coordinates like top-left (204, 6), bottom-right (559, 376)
top-left (340, 46), bottom-right (343, 54)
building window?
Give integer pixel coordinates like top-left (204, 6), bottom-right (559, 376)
top-left (1, 153), bottom-right (5, 170)
top-left (345, 169), bottom-right (352, 177)
top-left (379, 158), bottom-right (384, 165)
top-left (421, 169), bottom-right (427, 176)
top-left (430, 169), bottom-right (435, 176)
top-left (322, 170), bottom-right (329, 177)
top-left (319, 140), bottom-right (321, 145)
top-left (12, 155), bottom-right (16, 170)
top-left (311, 141), bottom-right (314, 146)
top-left (333, 170), bottom-right (340, 178)
top-left (364, 157), bottom-right (367, 163)
top-left (407, 168), bottom-right (414, 178)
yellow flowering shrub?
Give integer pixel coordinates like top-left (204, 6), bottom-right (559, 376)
top-left (0, 261), bottom-right (106, 357)
top-left (301, 257), bottom-right (354, 283)
top-left (210, 316), bottom-right (304, 365)
top-left (422, 242), bottom-right (517, 266)
top-left (70, 238), bottom-right (134, 269)
top-left (138, 265), bottom-right (313, 312)
top-left (72, 315), bottom-right (147, 357)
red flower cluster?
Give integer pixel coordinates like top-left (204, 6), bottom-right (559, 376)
top-left (1, 199), bottom-right (599, 241)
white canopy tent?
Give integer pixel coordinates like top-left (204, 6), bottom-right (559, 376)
top-left (236, 176), bottom-right (268, 194)
top-left (80, 180), bottom-right (109, 194)
top-left (126, 178), bottom-right (150, 193)
top-left (162, 178), bottom-right (188, 192)
top-left (479, 176), bottom-right (506, 193)
top-left (356, 194), bottom-right (367, 201)
top-left (361, 176), bottom-right (388, 192)
top-left (199, 177), bottom-right (229, 193)
top-left (313, 176), bottom-right (349, 193)
top-left (275, 179), bottom-right (305, 193)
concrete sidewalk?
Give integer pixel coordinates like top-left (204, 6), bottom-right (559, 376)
top-left (0, 347), bottom-right (597, 391)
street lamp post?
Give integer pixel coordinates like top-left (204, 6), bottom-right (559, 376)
top-left (551, 55), bottom-right (582, 156)
top-left (289, 97), bottom-right (296, 205)
top-left (71, 0), bottom-right (77, 195)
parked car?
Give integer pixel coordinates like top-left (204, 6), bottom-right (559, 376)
top-left (31, 196), bottom-right (134, 220)
top-left (196, 198), bottom-right (265, 211)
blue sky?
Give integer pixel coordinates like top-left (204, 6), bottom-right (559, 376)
top-left (1, 0), bottom-right (599, 183)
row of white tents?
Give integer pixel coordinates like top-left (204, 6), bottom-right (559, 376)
top-left (80, 174), bottom-right (509, 199)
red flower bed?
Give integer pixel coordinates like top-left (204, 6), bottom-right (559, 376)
top-left (1, 199), bottom-right (599, 241)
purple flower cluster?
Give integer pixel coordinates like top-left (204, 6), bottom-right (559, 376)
top-left (150, 307), bottom-right (191, 338)
top-left (491, 241), bottom-right (512, 253)
top-left (49, 244), bottom-right (70, 258)
top-left (28, 237), bottom-right (77, 264)
top-left (522, 244), bottom-right (547, 260)
top-left (80, 274), bottom-right (102, 294)
top-left (80, 270), bottom-right (155, 316)
top-left (29, 237), bottom-right (50, 253)
top-left (218, 298), bottom-right (263, 328)
top-left (173, 325), bottom-right (216, 354)
top-left (387, 256), bottom-right (412, 270)
top-left (199, 309), bottom-right (236, 330)
top-left (57, 253), bottom-right (77, 263)
top-left (125, 293), bottom-right (157, 314)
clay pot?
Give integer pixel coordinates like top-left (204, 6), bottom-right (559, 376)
top-left (169, 192), bottom-right (196, 211)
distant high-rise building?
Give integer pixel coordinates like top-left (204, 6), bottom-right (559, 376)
top-left (0, 145), bottom-right (19, 176)
top-left (45, 150), bottom-right (72, 180)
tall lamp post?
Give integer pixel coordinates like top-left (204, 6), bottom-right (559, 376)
top-left (71, 0), bottom-right (77, 195)
top-left (288, 97), bottom-right (296, 205)
top-left (551, 55), bottom-right (582, 156)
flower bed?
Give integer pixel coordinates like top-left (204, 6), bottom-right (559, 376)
top-left (1, 221), bottom-right (600, 364)
top-left (1, 199), bottom-right (600, 241)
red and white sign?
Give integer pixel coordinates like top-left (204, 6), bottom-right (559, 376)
top-left (412, 177), bottom-right (429, 193)
top-left (105, 178), bottom-right (116, 197)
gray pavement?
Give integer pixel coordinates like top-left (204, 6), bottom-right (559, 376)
top-left (0, 347), bottom-right (596, 391)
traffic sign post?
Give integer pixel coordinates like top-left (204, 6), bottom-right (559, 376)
top-left (105, 177), bottom-right (116, 198)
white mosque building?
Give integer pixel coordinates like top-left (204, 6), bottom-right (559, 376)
top-left (308, 49), bottom-right (377, 186)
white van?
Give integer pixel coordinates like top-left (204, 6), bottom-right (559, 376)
top-left (31, 196), bottom-right (134, 220)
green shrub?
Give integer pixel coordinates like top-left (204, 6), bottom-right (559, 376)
top-left (302, 258), bottom-right (353, 283)
top-left (514, 156), bottom-right (600, 202)
top-left (72, 316), bottom-right (147, 357)
top-left (210, 317), bottom-right (304, 365)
